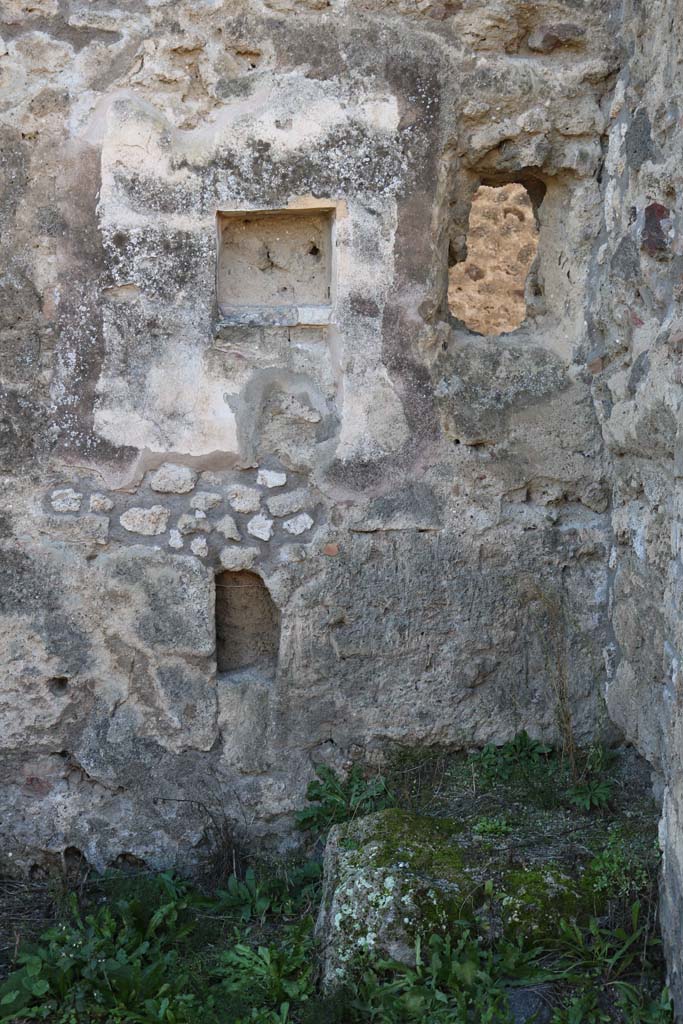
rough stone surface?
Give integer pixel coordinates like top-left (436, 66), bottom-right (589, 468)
top-left (219, 546), bottom-right (259, 571)
top-left (215, 514), bottom-right (241, 541)
top-left (119, 506), bottom-right (170, 536)
top-left (316, 808), bottom-right (612, 987)
top-left (1, 0), bottom-right (682, 1005)
top-left (177, 513), bottom-right (211, 536)
top-left (257, 469), bottom-right (287, 488)
top-left (89, 493), bottom-right (114, 513)
top-left (247, 513), bottom-right (274, 541)
top-left (149, 465), bottom-right (198, 494)
top-left (282, 513), bottom-right (314, 536)
top-left (190, 536), bottom-right (208, 557)
top-left (227, 486), bottom-right (262, 514)
top-left (267, 489), bottom-right (309, 517)
top-left (190, 492), bottom-right (222, 512)
top-left (50, 489), bottom-right (82, 513)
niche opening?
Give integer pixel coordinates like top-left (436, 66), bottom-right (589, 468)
top-left (216, 206), bottom-right (334, 326)
top-left (448, 183), bottom-right (540, 336)
top-left (215, 570), bottom-right (280, 677)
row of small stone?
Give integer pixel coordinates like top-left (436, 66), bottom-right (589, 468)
top-left (49, 463), bottom-right (315, 559)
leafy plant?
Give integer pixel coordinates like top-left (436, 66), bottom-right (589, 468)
top-left (472, 816), bottom-right (512, 837)
top-left (295, 765), bottom-right (394, 837)
top-left (470, 731), bottom-right (553, 788)
top-left (0, 885), bottom-right (202, 1023)
top-left (349, 931), bottom-right (511, 1023)
top-left (554, 902), bottom-right (655, 983)
top-left (217, 926), bottom-right (314, 1007)
top-left (617, 986), bottom-right (674, 1024)
top-left (550, 991), bottom-right (610, 1024)
top-left (215, 868), bottom-right (272, 923)
top-left (584, 829), bottom-right (654, 905)
top-left (567, 778), bottom-right (612, 811)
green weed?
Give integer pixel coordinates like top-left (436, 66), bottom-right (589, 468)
top-left (295, 765), bottom-right (394, 837)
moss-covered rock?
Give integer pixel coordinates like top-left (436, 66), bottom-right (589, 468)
top-left (316, 808), bottom-right (602, 986)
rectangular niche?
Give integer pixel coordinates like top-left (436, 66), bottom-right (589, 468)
top-left (215, 570), bottom-right (280, 679)
top-left (449, 180), bottom-right (543, 337)
top-left (216, 204), bottom-right (335, 328)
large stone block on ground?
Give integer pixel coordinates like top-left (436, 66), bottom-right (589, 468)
top-left (316, 808), bottom-right (592, 987)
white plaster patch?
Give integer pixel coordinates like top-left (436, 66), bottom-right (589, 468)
top-left (120, 506), bottom-right (169, 535)
top-left (283, 512), bottom-right (314, 535)
top-left (247, 513), bottom-right (274, 541)
top-left (150, 464), bottom-right (197, 494)
top-left (50, 488), bottom-right (82, 513)
top-left (89, 493), bottom-right (114, 513)
top-left (257, 468), bottom-right (287, 488)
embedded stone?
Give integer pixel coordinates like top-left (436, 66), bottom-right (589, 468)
top-left (641, 202), bottom-right (672, 258)
top-left (227, 485), bottom-right (261, 513)
top-left (168, 529), bottom-right (184, 549)
top-left (149, 464), bottom-right (197, 494)
top-left (190, 492), bottom-right (222, 512)
top-left (219, 546), bottom-right (259, 571)
top-left (89, 493), bottom-right (114, 513)
top-left (278, 544), bottom-right (306, 563)
top-left (581, 483), bottom-right (609, 513)
top-left (120, 506), bottom-right (170, 535)
top-left (177, 513), bottom-right (211, 535)
top-left (190, 536), bottom-right (209, 557)
top-left (527, 22), bottom-right (585, 53)
top-left (247, 513), bottom-right (274, 541)
top-left (215, 514), bottom-right (240, 541)
top-left (283, 512), bottom-right (314, 535)
top-left (257, 468), bottom-right (287, 488)
top-left (50, 488), bottom-right (82, 513)
top-left (267, 489), bottom-right (309, 518)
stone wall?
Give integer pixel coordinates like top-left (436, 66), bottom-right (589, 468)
top-left (2, 0), bottom-right (682, 1008)
top-left (585, 0), bottom-right (683, 1009)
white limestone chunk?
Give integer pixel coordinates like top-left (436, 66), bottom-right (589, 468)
top-left (279, 544), bottom-right (306, 563)
top-left (216, 514), bottom-right (240, 541)
top-left (50, 488), bottom-right (82, 513)
top-left (149, 463), bottom-right (197, 494)
top-left (89, 493), bottom-right (114, 513)
top-left (247, 513), bottom-right (274, 541)
top-left (267, 489), bottom-right (309, 518)
top-left (168, 529), bottom-right (184, 549)
top-left (177, 513), bottom-right (211, 535)
top-left (190, 492), bottom-right (222, 512)
top-left (190, 536), bottom-right (209, 557)
top-left (257, 468), bottom-right (287, 488)
top-left (227, 485), bottom-right (261, 513)
top-left (120, 506), bottom-right (169, 536)
top-left (219, 546), bottom-right (259, 571)
top-left (283, 513), bottom-right (314, 536)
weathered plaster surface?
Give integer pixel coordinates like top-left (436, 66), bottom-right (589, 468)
top-left (2, 0), bottom-right (683, 1010)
